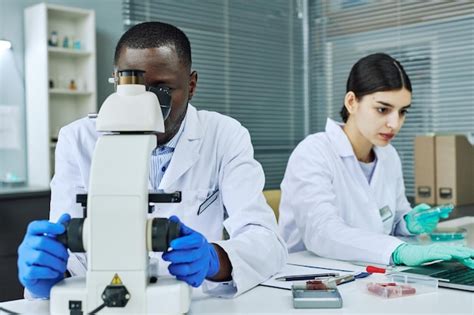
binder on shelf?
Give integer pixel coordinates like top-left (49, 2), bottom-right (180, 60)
top-left (435, 135), bottom-right (474, 206)
top-left (414, 135), bottom-right (437, 205)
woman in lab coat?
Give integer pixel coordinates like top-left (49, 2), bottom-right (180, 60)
top-left (279, 53), bottom-right (474, 267)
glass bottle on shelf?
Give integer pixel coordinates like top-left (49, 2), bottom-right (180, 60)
top-left (69, 79), bottom-right (77, 90)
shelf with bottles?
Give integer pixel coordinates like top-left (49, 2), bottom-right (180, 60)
top-left (48, 46), bottom-right (92, 57)
top-left (48, 56), bottom-right (93, 96)
top-left (47, 6), bottom-right (92, 55)
top-left (25, 3), bottom-right (96, 187)
top-left (49, 88), bottom-right (93, 96)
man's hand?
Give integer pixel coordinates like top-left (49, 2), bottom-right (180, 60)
top-left (162, 216), bottom-right (220, 287)
top-left (18, 214), bottom-right (70, 298)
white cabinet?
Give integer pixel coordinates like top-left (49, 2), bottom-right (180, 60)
top-left (24, 3), bottom-right (96, 187)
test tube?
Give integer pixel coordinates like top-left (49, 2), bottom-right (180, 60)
top-left (412, 203), bottom-right (454, 220)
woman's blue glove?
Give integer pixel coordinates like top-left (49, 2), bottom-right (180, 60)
top-left (392, 243), bottom-right (474, 268)
top-left (17, 214), bottom-right (70, 298)
top-left (162, 216), bottom-right (220, 287)
top-left (404, 203), bottom-right (453, 234)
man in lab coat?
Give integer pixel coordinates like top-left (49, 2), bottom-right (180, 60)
top-left (18, 21), bottom-right (287, 299)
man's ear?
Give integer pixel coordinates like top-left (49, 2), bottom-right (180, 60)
top-left (188, 70), bottom-right (198, 100)
top-left (344, 91), bottom-right (358, 114)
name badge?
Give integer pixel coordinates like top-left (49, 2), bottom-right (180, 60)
top-left (379, 205), bottom-right (393, 222)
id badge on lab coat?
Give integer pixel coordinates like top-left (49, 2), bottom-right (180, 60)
top-left (379, 205), bottom-right (393, 222)
top-left (379, 205), bottom-right (394, 234)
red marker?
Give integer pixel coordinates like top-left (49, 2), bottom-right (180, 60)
top-left (366, 265), bottom-right (392, 274)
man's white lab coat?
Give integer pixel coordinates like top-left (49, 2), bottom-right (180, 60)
top-left (50, 104), bottom-right (287, 297)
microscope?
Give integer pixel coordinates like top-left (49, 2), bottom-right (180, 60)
top-left (50, 70), bottom-right (192, 314)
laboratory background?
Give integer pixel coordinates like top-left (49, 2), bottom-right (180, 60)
top-left (0, 0), bottom-right (473, 304)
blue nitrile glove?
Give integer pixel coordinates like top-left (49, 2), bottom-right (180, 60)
top-left (17, 214), bottom-right (71, 298)
top-left (162, 216), bottom-right (220, 287)
top-left (404, 203), bottom-right (452, 234)
top-left (392, 243), bottom-right (474, 268)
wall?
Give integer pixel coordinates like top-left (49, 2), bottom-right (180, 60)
top-left (0, 0), bottom-right (123, 183)
top-left (0, 0), bottom-right (123, 301)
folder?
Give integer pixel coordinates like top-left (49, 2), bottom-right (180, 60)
top-left (435, 135), bottom-right (474, 206)
top-left (414, 135), bottom-right (437, 205)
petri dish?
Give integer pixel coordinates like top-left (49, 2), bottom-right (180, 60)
top-left (429, 227), bottom-right (467, 242)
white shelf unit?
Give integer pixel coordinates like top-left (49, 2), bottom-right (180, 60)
top-left (25, 3), bottom-right (96, 187)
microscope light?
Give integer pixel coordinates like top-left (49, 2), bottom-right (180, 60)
top-left (0, 39), bottom-right (12, 51)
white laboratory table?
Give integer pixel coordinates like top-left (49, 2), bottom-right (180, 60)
top-left (2, 217), bottom-right (474, 314)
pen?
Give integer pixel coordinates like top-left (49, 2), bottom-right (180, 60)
top-left (275, 272), bottom-right (339, 281)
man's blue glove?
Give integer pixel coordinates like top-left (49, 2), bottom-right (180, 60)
top-left (392, 243), bottom-right (474, 268)
top-left (162, 216), bottom-right (220, 287)
top-left (404, 203), bottom-right (453, 234)
top-left (17, 214), bottom-right (70, 298)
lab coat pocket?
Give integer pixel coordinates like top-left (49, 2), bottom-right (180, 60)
top-left (177, 189), bottom-right (220, 219)
top-left (197, 189), bottom-right (220, 216)
top-left (182, 189), bottom-right (222, 240)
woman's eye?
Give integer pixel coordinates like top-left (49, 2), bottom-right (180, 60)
top-left (400, 109), bottom-right (409, 116)
top-left (377, 107), bottom-right (387, 114)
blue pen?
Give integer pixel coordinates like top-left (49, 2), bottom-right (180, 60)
top-left (275, 272), bottom-right (339, 281)
top-left (354, 272), bottom-right (371, 279)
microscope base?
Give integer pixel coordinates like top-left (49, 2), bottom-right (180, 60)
top-left (50, 275), bottom-right (192, 314)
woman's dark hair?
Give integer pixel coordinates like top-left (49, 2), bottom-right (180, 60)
top-left (340, 53), bottom-right (412, 123)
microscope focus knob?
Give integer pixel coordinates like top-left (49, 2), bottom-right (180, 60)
top-left (148, 218), bottom-right (181, 252)
top-left (57, 218), bottom-right (86, 252)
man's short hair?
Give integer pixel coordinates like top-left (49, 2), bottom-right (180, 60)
top-left (114, 21), bottom-right (192, 70)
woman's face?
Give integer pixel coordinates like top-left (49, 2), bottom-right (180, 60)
top-left (346, 88), bottom-right (412, 147)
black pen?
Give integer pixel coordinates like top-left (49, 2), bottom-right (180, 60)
top-left (275, 273), bottom-right (339, 281)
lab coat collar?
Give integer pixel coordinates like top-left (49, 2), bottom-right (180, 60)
top-left (325, 118), bottom-right (355, 158)
top-left (182, 103), bottom-right (203, 141)
top-left (325, 118), bottom-right (386, 161)
top-left (158, 104), bottom-right (203, 189)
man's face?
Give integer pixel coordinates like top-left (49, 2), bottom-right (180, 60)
top-left (115, 46), bottom-right (197, 145)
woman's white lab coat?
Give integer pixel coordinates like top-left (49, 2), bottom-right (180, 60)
top-left (278, 118), bottom-right (412, 265)
top-left (50, 104), bottom-right (287, 297)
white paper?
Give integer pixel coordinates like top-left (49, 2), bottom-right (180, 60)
top-left (0, 105), bottom-right (21, 149)
top-left (260, 263), bottom-right (353, 290)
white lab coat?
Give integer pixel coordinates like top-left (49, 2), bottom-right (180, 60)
top-left (278, 118), bottom-right (412, 265)
top-left (49, 104), bottom-right (287, 297)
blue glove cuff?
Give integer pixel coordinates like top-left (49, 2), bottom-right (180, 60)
top-left (392, 243), bottom-right (408, 265)
top-left (206, 244), bottom-right (220, 278)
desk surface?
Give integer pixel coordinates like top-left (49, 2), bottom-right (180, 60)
top-left (0, 185), bottom-right (49, 199)
top-left (2, 218), bottom-right (474, 314)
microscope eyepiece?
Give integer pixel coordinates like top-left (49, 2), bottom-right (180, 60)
top-left (117, 69), bottom-right (145, 85)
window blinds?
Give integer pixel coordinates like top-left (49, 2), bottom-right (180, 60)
top-left (123, 0), bottom-right (474, 196)
top-left (123, 0), bottom-right (305, 189)
top-left (309, 0), bottom-right (474, 197)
